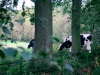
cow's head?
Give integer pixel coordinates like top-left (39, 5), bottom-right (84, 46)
top-left (84, 35), bottom-right (92, 53)
top-left (27, 39), bottom-right (34, 49)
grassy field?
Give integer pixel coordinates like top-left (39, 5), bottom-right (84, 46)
top-left (0, 40), bottom-right (59, 53)
top-left (0, 40), bottom-right (29, 48)
top-left (0, 40), bottom-right (60, 62)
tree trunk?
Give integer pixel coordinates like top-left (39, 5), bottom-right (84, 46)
top-left (34, 0), bottom-right (53, 55)
top-left (71, 0), bottom-right (82, 53)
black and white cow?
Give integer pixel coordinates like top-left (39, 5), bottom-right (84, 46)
top-left (58, 34), bottom-right (92, 53)
top-left (27, 39), bottom-right (34, 49)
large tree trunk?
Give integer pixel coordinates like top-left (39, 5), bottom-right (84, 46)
top-left (71, 0), bottom-right (82, 54)
top-left (34, 0), bottom-right (53, 55)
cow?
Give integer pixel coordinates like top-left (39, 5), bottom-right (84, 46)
top-left (27, 39), bottom-right (34, 49)
top-left (58, 34), bottom-right (92, 53)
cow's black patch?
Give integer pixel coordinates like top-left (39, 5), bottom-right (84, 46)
top-left (87, 35), bottom-right (92, 41)
top-left (28, 39), bottom-right (34, 49)
top-left (64, 40), bottom-right (72, 48)
top-left (59, 40), bottom-right (72, 51)
top-left (80, 35), bottom-right (85, 45)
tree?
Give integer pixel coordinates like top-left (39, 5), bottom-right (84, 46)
top-left (71, 0), bottom-right (82, 53)
top-left (0, 0), bottom-right (19, 58)
top-left (34, 0), bottom-right (53, 55)
top-left (81, 0), bottom-right (100, 49)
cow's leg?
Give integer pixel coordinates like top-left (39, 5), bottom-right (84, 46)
top-left (86, 41), bottom-right (91, 53)
top-left (86, 45), bottom-right (91, 53)
top-left (69, 47), bottom-right (72, 52)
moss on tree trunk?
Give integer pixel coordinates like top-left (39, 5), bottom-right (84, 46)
top-left (71, 0), bottom-right (82, 54)
top-left (34, 0), bottom-right (53, 54)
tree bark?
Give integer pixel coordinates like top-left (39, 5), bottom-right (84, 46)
top-left (34, 0), bottom-right (53, 55)
top-left (71, 0), bottom-right (82, 53)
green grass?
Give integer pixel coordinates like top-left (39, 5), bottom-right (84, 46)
top-left (0, 40), bottom-right (60, 64)
top-left (0, 40), bottom-right (59, 61)
top-left (0, 40), bottom-right (59, 53)
top-left (0, 40), bottom-right (29, 48)
top-left (53, 43), bottom-right (59, 53)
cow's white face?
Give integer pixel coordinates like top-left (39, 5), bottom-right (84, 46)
top-left (84, 38), bottom-right (89, 46)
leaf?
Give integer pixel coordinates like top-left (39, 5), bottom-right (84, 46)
top-left (22, 1), bottom-right (25, 11)
top-left (13, 0), bottom-right (18, 7)
top-left (56, 58), bottom-right (63, 65)
top-left (30, 14), bottom-right (35, 25)
top-left (50, 61), bottom-right (61, 70)
top-left (43, 0), bottom-right (46, 2)
top-left (21, 11), bottom-right (26, 17)
top-left (0, 21), bottom-right (2, 27)
top-left (65, 63), bottom-right (74, 72)
top-left (53, 37), bottom-right (60, 42)
top-left (31, 0), bottom-right (36, 2)
top-left (18, 46), bottom-right (25, 51)
top-left (94, 67), bottom-right (100, 75)
top-left (0, 44), bottom-right (2, 47)
top-left (3, 48), bottom-right (17, 57)
top-left (39, 51), bottom-right (48, 58)
top-left (22, 51), bottom-right (32, 61)
top-left (2, 27), bottom-right (11, 35)
top-left (11, 38), bottom-right (16, 43)
top-left (32, 53), bottom-right (38, 59)
top-left (0, 34), bottom-right (5, 39)
top-left (9, 22), bottom-right (14, 30)
top-left (0, 50), bottom-right (5, 59)
top-left (50, 61), bottom-right (58, 66)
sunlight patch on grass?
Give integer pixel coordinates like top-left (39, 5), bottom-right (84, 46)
top-left (53, 43), bottom-right (59, 53)
top-left (0, 40), bottom-right (29, 48)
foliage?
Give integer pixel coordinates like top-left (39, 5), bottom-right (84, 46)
top-left (0, 0), bottom-right (19, 58)
top-left (0, 0), bottom-right (100, 74)
top-left (81, 0), bottom-right (100, 32)
top-left (0, 40), bottom-right (100, 74)
top-left (53, 7), bottom-right (71, 41)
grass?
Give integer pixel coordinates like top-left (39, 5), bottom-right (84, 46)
top-left (0, 40), bottom-right (29, 48)
top-left (0, 40), bottom-right (61, 62)
top-left (0, 40), bottom-right (60, 53)
top-left (0, 40), bottom-right (60, 61)
top-left (53, 43), bottom-right (59, 53)
top-left (1, 40), bottom-right (100, 75)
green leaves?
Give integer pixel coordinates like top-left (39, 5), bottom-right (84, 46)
top-left (30, 13), bottom-right (35, 25)
top-left (53, 37), bottom-right (60, 42)
top-left (3, 48), bottom-right (17, 57)
top-left (18, 47), bottom-right (38, 60)
top-left (9, 22), bottom-right (14, 30)
top-left (0, 22), bottom-right (2, 27)
top-left (94, 67), bottom-right (100, 75)
top-left (2, 27), bottom-right (11, 35)
top-left (22, 51), bottom-right (32, 61)
top-left (31, 0), bottom-right (36, 2)
top-left (21, 11), bottom-right (26, 17)
top-left (0, 34), bottom-right (5, 39)
top-left (65, 63), bottom-right (74, 72)
top-left (43, 0), bottom-right (46, 2)
top-left (13, 0), bottom-right (18, 7)
top-left (22, 1), bottom-right (25, 11)
top-left (11, 38), bottom-right (16, 43)
top-left (39, 51), bottom-right (48, 58)
top-left (0, 50), bottom-right (5, 59)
